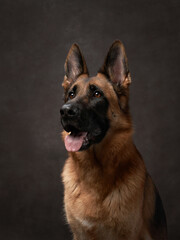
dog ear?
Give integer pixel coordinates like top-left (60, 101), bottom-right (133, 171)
top-left (63, 44), bottom-right (89, 90)
top-left (99, 40), bottom-right (131, 87)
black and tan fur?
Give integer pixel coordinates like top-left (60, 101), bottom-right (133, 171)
top-left (60, 41), bottom-right (167, 240)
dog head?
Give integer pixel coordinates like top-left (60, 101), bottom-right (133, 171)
top-left (60, 41), bottom-right (132, 152)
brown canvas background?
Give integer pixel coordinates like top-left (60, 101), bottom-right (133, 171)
top-left (0, 0), bottom-right (179, 239)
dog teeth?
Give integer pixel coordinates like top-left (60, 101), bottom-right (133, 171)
top-left (68, 132), bottom-right (71, 135)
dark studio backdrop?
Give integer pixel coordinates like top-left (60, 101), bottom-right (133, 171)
top-left (0, 0), bottom-right (180, 239)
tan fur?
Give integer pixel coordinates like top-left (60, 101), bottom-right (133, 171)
top-left (61, 42), bottom-right (167, 240)
top-left (61, 74), bottom-right (157, 240)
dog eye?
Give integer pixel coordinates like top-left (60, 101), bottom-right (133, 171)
top-left (93, 91), bottom-right (101, 98)
top-left (69, 91), bottom-right (75, 99)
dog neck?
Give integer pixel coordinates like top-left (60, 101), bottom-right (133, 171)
top-left (68, 129), bottom-right (145, 196)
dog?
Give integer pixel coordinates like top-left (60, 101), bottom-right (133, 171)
top-left (60, 40), bottom-right (167, 240)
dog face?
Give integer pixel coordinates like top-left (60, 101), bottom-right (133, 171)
top-left (60, 41), bottom-right (132, 152)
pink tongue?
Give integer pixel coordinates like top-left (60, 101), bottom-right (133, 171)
top-left (65, 132), bottom-right (87, 152)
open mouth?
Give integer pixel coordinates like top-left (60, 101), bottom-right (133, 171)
top-left (64, 130), bottom-right (89, 152)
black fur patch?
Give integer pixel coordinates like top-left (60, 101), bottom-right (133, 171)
top-left (150, 188), bottom-right (168, 239)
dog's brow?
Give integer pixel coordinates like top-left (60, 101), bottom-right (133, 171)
top-left (69, 84), bottom-right (77, 93)
top-left (72, 85), bottom-right (77, 92)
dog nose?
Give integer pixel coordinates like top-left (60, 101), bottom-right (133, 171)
top-left (60, 104), bottom-right (79, 118)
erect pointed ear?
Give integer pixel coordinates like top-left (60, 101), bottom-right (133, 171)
top-left (63, 44), bottom-right (89, 90)
top-left (99, 40), bottom-right (131, 87)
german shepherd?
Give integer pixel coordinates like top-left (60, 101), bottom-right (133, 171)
top-left (60, 40), bottom-right (167, 240)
